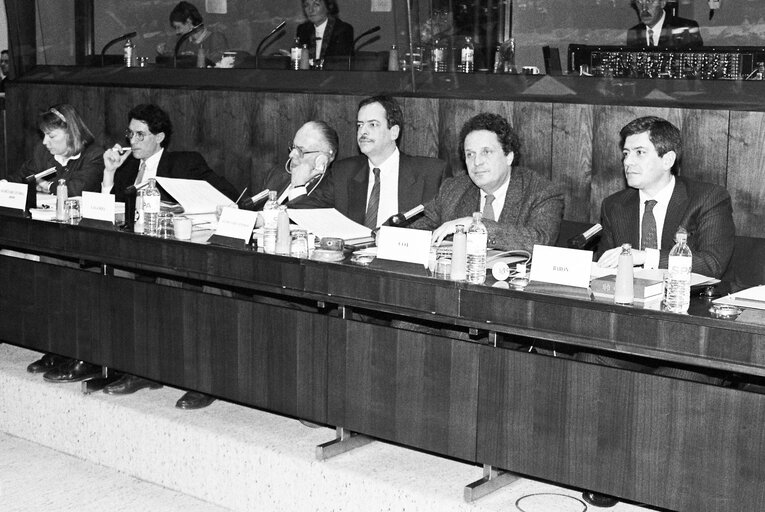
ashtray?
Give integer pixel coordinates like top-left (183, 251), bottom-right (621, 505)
top-left (709, 304), bottom-right (742, 320)
top-left (350, 252), bottom-right (375, 266)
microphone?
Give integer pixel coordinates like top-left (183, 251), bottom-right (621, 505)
top-left (100, 31), bottom-right (138, 66)
top-left (567, 223), bottom-right (602, 250)
top-left (24, 167), bottom-right (57, 183)
top-left (239, 189), bottom-right (270, 210)
top-left (371, 204), bottom-right (424, 237)
top-left (255, 20), bottom-right (287, 67)
top-left (174, 24), bottom-right (205, 68)
top-left (353, 26), bottom-right (381, 51)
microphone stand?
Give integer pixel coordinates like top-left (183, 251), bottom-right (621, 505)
top-left (100, 31), bottom-right (137, 67)
top-left (255, 21), bottom-right (287, 69)
top-left (174, 24), bottom-right (205, 68)
top-left (349, 26), bottom-right (381, 70)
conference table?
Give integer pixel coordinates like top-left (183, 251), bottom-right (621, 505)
top-left (1, 213), bottom-right (763, 511)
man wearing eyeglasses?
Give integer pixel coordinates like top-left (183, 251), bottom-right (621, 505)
top-left (410, 113), bottom-right (563, 253)
top-left (626, 0), bottom-right (703, 48)
top-left (291, 95), bottom-right (448, 229)
top-left (101, 103), bottom-right (238, 202)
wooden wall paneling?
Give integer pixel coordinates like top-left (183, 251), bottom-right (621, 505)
top-left (551, 103), bottom-right (594, 222)
top-left (727, 111), bottom-right (765, 238)
top-left (511, 101), bottom-right (553, 180)
top-left (674, 108), bottom-right (730, 186)
top-left (476, 348), bottom-right (765, 511)
top-left (312, 94), bottom-right (361, 162)
top-left (398, 97), bottom-right (441, 160)
top-left (327, 319), bottom-right (480, 461)
top-left (102, 86), bottom-right (155, 148)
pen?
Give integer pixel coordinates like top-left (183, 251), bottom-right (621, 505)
top-left (235, 187), bottom-right (248, 205)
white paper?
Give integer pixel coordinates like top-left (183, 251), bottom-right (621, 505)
top-left (288, 208), bottom-right (371, 241)
top-left (376, 226), bottom-right (432, 265)
top-left (714, 285), bottom-right (765, 310)
top-left (156, 177), bottom-right (233, 215)
top-left (0, 181), bottom-right (28, 210)
top-left (589, 263), bottom-right (719, 287)
top-left (81, 191), bottom-right (115, 222)
top-left (213, 208), bottom-right (258, 242)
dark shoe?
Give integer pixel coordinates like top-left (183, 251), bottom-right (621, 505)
top-left (27, 353), bottom-right (69, 374)
top-left (43, 360), bottom-right (102, 383)
top-left (582, 491), bottom-right (618, 508)
top-left (175, 391), bottom-right (215, 410)
top-left (103, 374), bottom-right (162, 395)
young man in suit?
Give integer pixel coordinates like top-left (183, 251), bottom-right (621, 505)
top-left (596, 116), bottom-right (734, 279)
top-left (626, 0), bottom-right (703, 48)
top-left (291, 95), bottom-right (448, 229)
top-left (411, 112), bottom-right (563, 253)
top-left (101, 103), bottom-right (238, 202)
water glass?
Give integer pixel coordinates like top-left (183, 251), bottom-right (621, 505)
top-left (157, 212), bottom-right (175, 239)
top-left (64, 199), bottom-right (81, 225)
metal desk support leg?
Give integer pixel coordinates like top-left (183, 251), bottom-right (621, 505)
top-left (316, 427), bottom-right (373, 461)
top-left (81, 366), bottom-right (119, 394)
top-left (464, 464), bottom-right (519, 502)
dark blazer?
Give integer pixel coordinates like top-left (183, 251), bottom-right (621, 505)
top-left (108, 150), bottom-right (238, 203)
top-left (296, 16), bottom-right (354, 58)
top-left (410, 167), bottom-right (564, 253)
top-left (291, 153), bottom-right (448, 225)
top-left (627, 15), bottom-right (703, 48)
top-left (596, 176), bottom-right (735, 278)
top-left (243, 165), bottom-right (325, 209)
top-left (11, 142), bottom-right (104, 197)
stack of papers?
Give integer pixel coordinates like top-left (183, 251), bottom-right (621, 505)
top-left (287, 208), bottom-right (371, 241)
top-left (714, 285), bottom-right (765, 310)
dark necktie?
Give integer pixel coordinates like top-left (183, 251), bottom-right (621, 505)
top-left (641, 199), bottom-right (658, 250)
top-left (364, 168), bottom-right (381, 229)
top-left (647, 28), bottom-right (655, 46)
top-left (483, 194), bottom-right (496, 222)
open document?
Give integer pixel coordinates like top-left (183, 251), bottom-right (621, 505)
top-left (156, 177), bottom-right (232, 215)
top-left (288, 208), bottom-right (372, 242)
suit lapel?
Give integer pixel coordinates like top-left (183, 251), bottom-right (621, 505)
top-left (662, 178), bottom-right (689, 249)
top-left (156, 151), bottom-right (170, 178)
top-left (397, 154), bottom-right (422, 211)
top-left (499, 170), bottom-right (523, 222)
top-left (348, 160), bottom-right (368, 223)
top-left (320, 17), bottom-right (336, 59)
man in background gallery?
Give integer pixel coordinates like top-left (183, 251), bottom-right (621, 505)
top-left (626, 0), bottom-right (703, 48)
top-left (291, 95), bottom-right (448, 228)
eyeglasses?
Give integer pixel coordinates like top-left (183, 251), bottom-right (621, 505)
top-left (125, 130), bottom-right (150, 142)
top-left (288, 143), bottom-right (323, 158)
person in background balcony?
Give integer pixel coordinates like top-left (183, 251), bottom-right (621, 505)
top-left (156, 1), bottom-right (229, 66)
top-left (626, 0), bottom-right (703, 48)
top-left (296, 0), bottom-right (354, 63)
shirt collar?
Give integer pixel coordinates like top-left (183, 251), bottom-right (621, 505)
top-left (54, 152), bottom-right (81, 166)
top-left (639, 174), bottom-right (675, 205)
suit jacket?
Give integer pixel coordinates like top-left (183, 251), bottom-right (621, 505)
top-left (291, 153), bottom-right (448, 225)
top-left (410, 167), bottom-right (564, 252)
top-left (242, 164), bottom-right (324, 209)
top-left (596, 176), bottom-right (734, 278)
top-left (109, 150), bottom-right (238, 203)
top-left (627, 15), bottom-right (703, 48)
top-left (11, 143), bottom-right (104, 197)
top-left (296, 16), bottom-right (354, 58)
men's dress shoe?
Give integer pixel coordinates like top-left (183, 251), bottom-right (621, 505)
top-left (103, 374), bottom-right (162, 395)
top-left (175, 391), bottom-right (215, 410)
top-left (27, 353), bottom-right (70, 374)
top-left (582, 491), bottom-right (618, 508)
top-left (43, 360), bottom-right (102, 383)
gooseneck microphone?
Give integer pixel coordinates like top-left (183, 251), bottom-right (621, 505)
top-left (174, 24), bottom-right (205, 68)
top-left (567, 223), bottom-right (602, 250)
top-left (100, 31), bottom-right (138, 67)
top-left (352, 26), bottom-right (381, 52)
top-left (255, 20), bottom-right (287, 68)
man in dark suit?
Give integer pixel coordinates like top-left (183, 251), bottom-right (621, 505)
top-left (296, 0), bottom-right (354, 61)
top-left (411, 113), bottom-right (563, 253)
top-left (626, 0), bottom-right (703, 48)
top-left (291, 95), bottom-right (448, 228)
top-left (596, 116), bottom-right (734, 279)
top-left (101, 103), bottom-right (238, 203)
top-left (243, 120), bottom-right (338, 209)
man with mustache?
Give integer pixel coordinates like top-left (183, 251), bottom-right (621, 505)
top-left (626, 0), bottom-right (703, 48)
top-left (290, 95), bottom-right (448, 229)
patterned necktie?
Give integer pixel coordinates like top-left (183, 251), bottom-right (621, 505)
top-left (647, 28), bottom-right (655, 46)
top-left (641, 199), bottom-right (658, 250)
top-left (483, 194), bottom-right (496, 222)
top-left (364, 168), bottom-right (381, 229)
top-left (136, 160), bottom-right (147, 186)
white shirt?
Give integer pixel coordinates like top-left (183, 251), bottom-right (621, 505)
top-left (480, 176), bottom-right (510, 222)
top-left (314, 19), bottom-right (328, 60)
top-left (647, 12), bottom-right (666, 46)
top-left (48, 153), bottom-right (82, 193)
top-left (367, 148), bottom-right (400, 227)
top-left (137, 148), bottom-right (164, 185)
top-left (638, 175), bottom-right (675, 269)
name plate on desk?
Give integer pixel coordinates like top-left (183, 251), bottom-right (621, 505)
top-left (213, 207), bottom-right (258, 242)
top-left (376, 226), bottom-right (431, 266)
top-left (81, 191), bottom-right (115, 223)
top-left (0, 181), bottom-right (28, 211)
top-left (529, 244), bottom-right (592, 288)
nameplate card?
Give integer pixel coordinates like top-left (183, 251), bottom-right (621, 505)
top-left (376, 226), bottom-right (432, 266)
top-left (529, 244), bottom-right (592, 288)
top-left (81, 191), bottom-right (116, 223)
top-left (0, 181), bottom-right (28, 211)
top-left (214, 207), bottom-right (258, 242)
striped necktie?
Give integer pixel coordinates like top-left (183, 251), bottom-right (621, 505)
top-left (641, 199), bottom-right (658, 250)
top-left (364, 168), bottom-right (381, 229)
top-left (483, 194), bottom-right (496, 222)
top-left (135, 160), bottom-right (147, 186)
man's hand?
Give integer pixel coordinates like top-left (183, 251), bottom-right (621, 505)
top-left (431, 216), bottom-right (474, 246)
top-left (101, 144), bottom-right (131, 192)
top-left (290, 161), bottom-right (324, 188)
top-left (597, 247), bottom-right (647, 268)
